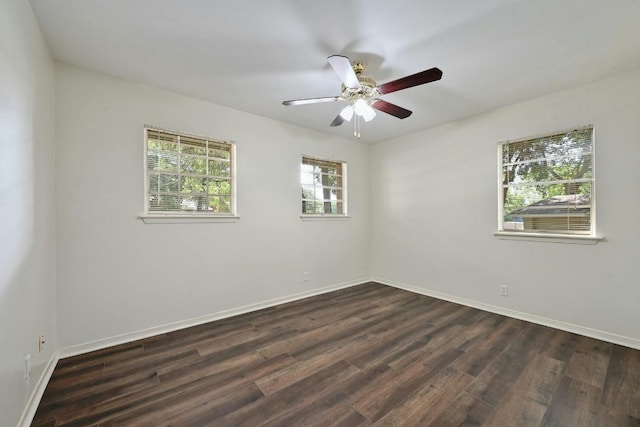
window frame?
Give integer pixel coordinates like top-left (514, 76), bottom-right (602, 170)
top-left (300, 155), bottom-right (348, 219)
top-left (496, 126), bottom-right (600, 243)
top-left (140, 126), bottom-right (238, 223)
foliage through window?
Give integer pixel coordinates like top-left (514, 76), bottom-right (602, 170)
top-left (301, 156), bottom-right (346, 215)
top-left (498, 127), bottom-right (594, 235)
top-left (145, 127), bottom-right (234, 214)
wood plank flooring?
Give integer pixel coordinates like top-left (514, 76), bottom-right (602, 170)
top-left (31, 282), bottom-right (640, 426)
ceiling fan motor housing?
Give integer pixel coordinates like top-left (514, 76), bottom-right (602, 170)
top-left (341, 61), bottom-right (378, 100)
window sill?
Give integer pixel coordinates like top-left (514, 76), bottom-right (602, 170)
top-left (493, 231), bottom-right (602, 245)
top-left (139, 214), bottom-right (239, 224)
top-left (300, 215), bottom-right (351, 221)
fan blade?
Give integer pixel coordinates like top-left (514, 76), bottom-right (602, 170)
top-left (330, 114), bottom-right (345, 127)
top-left (377, 67), bottom-right (442, 94)
top-left (327, 55), bottom-right (360, 90)
top-left (371, 99), bottom-right (412, 119)
top-left (282, 96), bottom-right (341, 106)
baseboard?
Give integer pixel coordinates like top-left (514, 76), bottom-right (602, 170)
top-left (18, 351), bottom-right (60, 427)
top-left (59, 278), bottom-right (369, 359)
top-left (373, 277), bottom-right (640, 350)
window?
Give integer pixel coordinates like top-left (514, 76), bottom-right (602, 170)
top-left (498, 126), bottom-right (594, 236)
top-left (145, 127), bottom-right (235, 215)
top-left (301, 156), bottom-right (347, 215)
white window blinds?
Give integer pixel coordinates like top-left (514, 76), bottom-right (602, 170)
top-left (301, 156), bottom-right (347, 215)
top-left (498, 127), bottom-right (594, 235)
top-left (145, 127), bottom-right (234, 214)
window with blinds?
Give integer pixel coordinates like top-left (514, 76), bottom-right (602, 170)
top-left (301, 156), bottom-right (347, 215)
top-left (498, 126), bottom-right (594, 235)
top-left (145, 127), bottom-right (235, 215)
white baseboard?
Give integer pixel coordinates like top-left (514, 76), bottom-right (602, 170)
top-left (59, 278), bottom-right (369, 359)
top-left (18, 351), bottom-right (60, 427)
top-left (373, 277), bottom-right (640, 350)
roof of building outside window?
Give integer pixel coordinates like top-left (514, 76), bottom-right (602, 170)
top-left (512, 194), bottom-right (590, 217)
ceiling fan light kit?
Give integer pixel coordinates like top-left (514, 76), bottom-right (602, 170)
top-left (353, 99), bottom-right (376, 121)
top-left (283, 55), bottom-right (442, 138)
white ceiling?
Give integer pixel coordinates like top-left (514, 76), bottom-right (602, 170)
top-left (30, 0), bottom-right (640, 143)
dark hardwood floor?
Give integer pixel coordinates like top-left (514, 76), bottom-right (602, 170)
top-left (32, 282), bottom-right (640, 426)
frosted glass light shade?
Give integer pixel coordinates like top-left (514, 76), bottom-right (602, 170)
top-left (354, 99), bottom-right (376, 122)
top-left (339, 105), bottom-right (354, 121)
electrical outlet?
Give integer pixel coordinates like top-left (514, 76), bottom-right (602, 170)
top-left (39, 335), bottom-right (45, 353)
top-left (25, 354), bottom-right (31, 379)
top-left (303, 272), bottom-right (310, 282)
top-left (500, 285), bottom-right (509, 297)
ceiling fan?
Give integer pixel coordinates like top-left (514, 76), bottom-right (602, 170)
top-left (282, 55), bottom-right (442, 138)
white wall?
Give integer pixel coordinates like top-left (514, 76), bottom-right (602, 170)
top-left (0, 0), bottom-right (57, 425)
top-left (55, 64), bottom-right (371, 348)
top-left (372, 70), bottom-right (640, 347)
